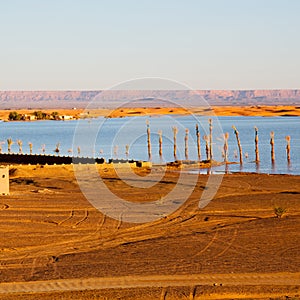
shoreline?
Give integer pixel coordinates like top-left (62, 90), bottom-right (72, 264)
top-left (1, 154), bottom-right (298, 176)
top-left (1, 105), bottom-right (300, 121)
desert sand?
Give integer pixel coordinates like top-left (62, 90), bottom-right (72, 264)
top-left (0, 164), bottom-right (299, 299)
top-left (1, 105), bottom-right (300, 120)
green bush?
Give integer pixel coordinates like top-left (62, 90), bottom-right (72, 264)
top-left (8, 111), bottom-right (21, 120)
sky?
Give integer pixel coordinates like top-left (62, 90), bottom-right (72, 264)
top-left (0, 0), bottom-right (299, 90)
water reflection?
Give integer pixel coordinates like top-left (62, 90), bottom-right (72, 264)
top-left (255, 162), bottom-right (260, 173)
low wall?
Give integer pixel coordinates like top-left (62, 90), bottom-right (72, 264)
top-left (0, 153), bottom-right (150, 167)
top-left (0, 153), bottom-right (105, 165)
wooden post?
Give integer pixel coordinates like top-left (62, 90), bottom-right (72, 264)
top-left (270, 131), bottom-right (275, 164)
top-left (185, 128), bottom-right (189, 160)
top-left (232, 126), bottom-right (243, 165)
top-left (209, 118), bottom-right (213, 160)
top-left (172, 126), bottom-right (178, 161)
top-left (203, 135), bottom-right (209, 161)
top-left (224, 132), bottom-right (229, 162)
top-left (146, 120), bottom-right (152, 161)
top-left (196, 124), bottom-right (201, 161)
top-left (285, 135), bottom-right (291, 163)
top-left (254, 126), bottom-right (260, 163)
top-left (158, 130), bottom-right (163, 160)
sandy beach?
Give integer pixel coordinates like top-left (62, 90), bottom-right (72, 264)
top-left (0, 164), bottom-right (299, 299)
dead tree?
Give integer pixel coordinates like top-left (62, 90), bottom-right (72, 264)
top-left (254, 126), bottom-right (260, 162)
top-left (185, 128), bottom-right (189, 160)
top-left (114, 145), bottom-right (118, 158)
top-left (41, 144), bottom-right (46, 154)
top-left (209, 118), bottom-right (213, 160)
top-left (232, 126), bottom-right (243, 165)
top-left (158, 130), bottom-right (163, 160)
top-left (223, 132), bottom-right (229, 162)
top-left (203, 135), bottom-right (209, 161)
top-left (28, 142), bottom-right (33, 155)
top-left (17, 139), bottom-right (23, 154)
top-left (146, 120), bottom-right (152, 161)
top-left (125, 144), bottom-right (129, 158)
top-left (54, 142), bottom-right (60, 154)
top-left (172, 126), bottom-right (178, 161)
top-left (7, 138), bottom-right (13, 154)
top-left (285, 135), bottom-right (291, 163)
top-left (270, 131), bottom-right (275, 164)
top-left (196, 124), bottom-right (201, 161)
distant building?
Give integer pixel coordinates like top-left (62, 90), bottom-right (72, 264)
top-left (59, 115), bottom-right (73, 120)
top-left (22, 114), bottom-right (36, 121)
top-left (0, 166), bottom-right (9, 195)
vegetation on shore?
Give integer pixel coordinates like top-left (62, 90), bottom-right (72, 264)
top-left (8, 110), bottom-right (63, 121)
top-left (6, 110), bottom-right (78, 121)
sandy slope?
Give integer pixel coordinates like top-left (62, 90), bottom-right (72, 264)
top-left (1, 105), bottom-right (300, 121)
top-left (0, 164), bottom-right (299, 299)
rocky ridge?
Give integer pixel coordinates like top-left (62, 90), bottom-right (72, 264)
top-left (0, 90), bottom-right (299, 108)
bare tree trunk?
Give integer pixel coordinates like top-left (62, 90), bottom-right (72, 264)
top-left (17, 140), bottom-right (23, 154)
top-left (172, 126), bottom-right (178, 161)
top-left (232, 126), bottom-right (243, 165)
top-left (203, 135), bottom-right (209, 160)
top-left (7, 138), bottom-right (13, 154)
top-left (209, 118), bottom-right (213, 160)
top-left (55, 142), bottom-right (60, 155)
top-left (224, 132), bottom-right (229, 162)
top-left (196, 124), bottom-right (201, 161)
top-left (158, 130), bottom-right (163, 160)
top-left (29, 142), bottom-right (33, 155)
top-left (41, 144), bottom-right (46, 154)
top-left (114, 145), bottom-right (118, 158)
top-left (125, 144), bottom-right (129, 158)
top-left (285, 135), bottom-right (291, 163)
top-left (146, 120), bottom-right (152, 161)
top-left (254, 126), bottom-right (260, 162)
top-left (270, 131), bottom-right (275, 164)
top-left (185, 128), bottom-right (189, 160)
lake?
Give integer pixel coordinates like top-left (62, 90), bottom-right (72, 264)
top-left (1, 115), bottom-right (300, 175)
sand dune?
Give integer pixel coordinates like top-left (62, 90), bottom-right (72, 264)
top-left (1, 105), bottom-right (300, 121)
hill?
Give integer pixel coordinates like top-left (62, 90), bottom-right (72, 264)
top-left (0, 89), bottom-right (300, 108)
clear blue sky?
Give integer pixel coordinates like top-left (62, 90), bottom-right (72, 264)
top-left (0, 0), bottom-right (299, 90)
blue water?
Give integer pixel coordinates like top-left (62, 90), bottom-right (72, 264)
top-left (0, 116), bottom-right (300, 175)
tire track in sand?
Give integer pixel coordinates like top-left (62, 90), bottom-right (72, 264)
top-left (0, 273), bottom-right (299, 294)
